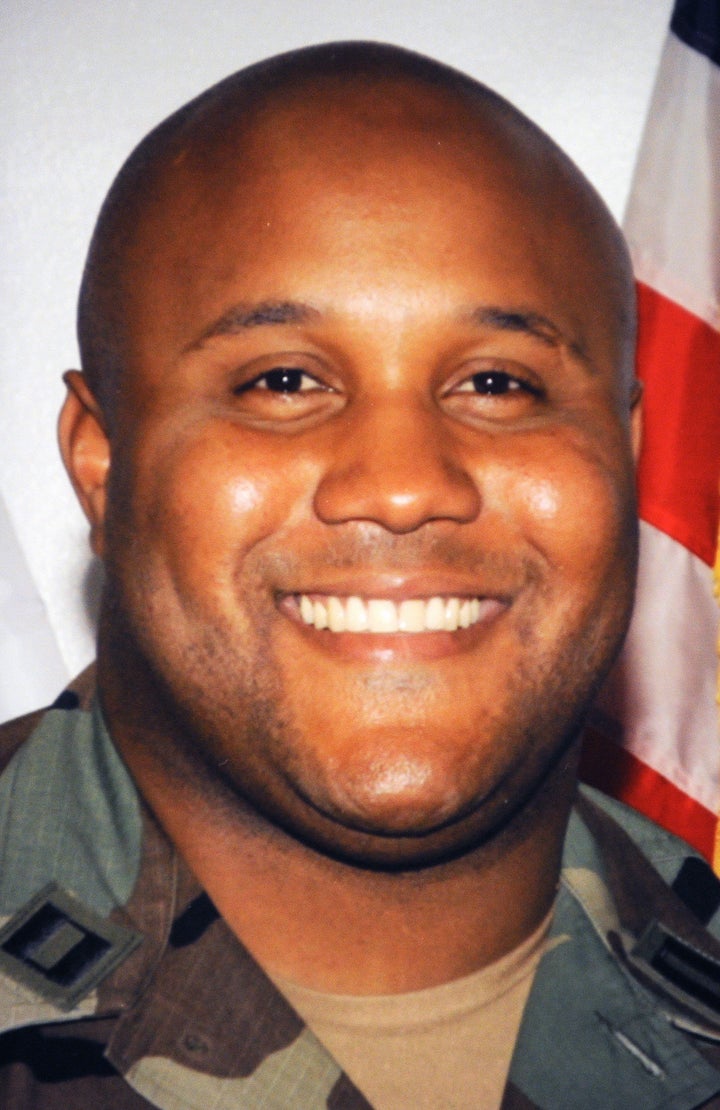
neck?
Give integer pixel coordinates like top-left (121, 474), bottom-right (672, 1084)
top-left (97, 624), bottom-right (577, 995)
top-left (170, 765), bottom-right (574, 995)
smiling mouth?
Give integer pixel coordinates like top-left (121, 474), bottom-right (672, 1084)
top-left (295, 594), bottom-right (503, 633)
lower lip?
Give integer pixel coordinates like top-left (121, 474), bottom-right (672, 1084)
top-left (277, 596), bottom-right (508, 661)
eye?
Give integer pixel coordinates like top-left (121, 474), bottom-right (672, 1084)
top-left (441, 364), bottom-right (547, 425)
top-left (453, 370), bottom-right (544, 398)
top-left (229, 358), bottom-right (342, 428)
top-left (235, 367), bottom-right (324, 394)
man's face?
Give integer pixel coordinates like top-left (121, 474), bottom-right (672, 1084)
top-left (92, 93), bottom-right (639, 866)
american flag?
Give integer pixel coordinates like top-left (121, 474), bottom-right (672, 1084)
top-left (581, 0), bottom-right (720, 862)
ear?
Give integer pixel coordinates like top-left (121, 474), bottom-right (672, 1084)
top-left (58, 371), bottom-right (110, 558)
top-left (629, 379), bottom-right (643, 465)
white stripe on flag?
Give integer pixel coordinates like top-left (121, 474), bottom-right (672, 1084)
top-left (624, 32), bottom-right (720, 328)
top-left (596, 520), bottom-right (720, 815)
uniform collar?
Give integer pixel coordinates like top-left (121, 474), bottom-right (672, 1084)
top-left (505, 794), bottom-right (720, 1109)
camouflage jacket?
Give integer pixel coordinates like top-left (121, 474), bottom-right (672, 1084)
top-left (1, 673), bottom-right (720, 1108)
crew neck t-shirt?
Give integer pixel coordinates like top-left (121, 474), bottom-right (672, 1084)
top-left (273, 910), bottom-right (554, 1110)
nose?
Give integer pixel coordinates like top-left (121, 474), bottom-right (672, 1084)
top-left (313, 397), bottom-right (482, 533)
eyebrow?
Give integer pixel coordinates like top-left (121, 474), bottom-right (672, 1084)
top-left (189, 297), bottom-right (591, 366)
top-left (470, 304), bottom-right (595, 370)
top-left (189, 300), bottom-right (321, 349)
top-left (469, 305), bottom-right (558, 341)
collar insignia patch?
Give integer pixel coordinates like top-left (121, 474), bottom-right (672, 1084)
top-left (0, 883), bottom-right (142, 1011)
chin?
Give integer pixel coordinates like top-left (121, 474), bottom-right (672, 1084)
top-left (279, 801), bottom-right (507, 872)
top-left (268, 715), bottom-right (586, 872)
top-left (265, 769), bottom-right (519, 872)
top-left (314, 759), bottom-right (471, 837)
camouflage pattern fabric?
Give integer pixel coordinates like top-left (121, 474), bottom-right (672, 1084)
top-left (1, 674), bottom-right (720, 1109)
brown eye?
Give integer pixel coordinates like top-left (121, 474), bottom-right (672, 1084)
top-left (230, 359), bottom-right (342, 428)
top-left (236, 368), bottom-right (321, 394)
top-left (455, 370), bottom-right (544, 398)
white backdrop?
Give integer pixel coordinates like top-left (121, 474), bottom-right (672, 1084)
top-left (0, 0), bottom-right (674, 717)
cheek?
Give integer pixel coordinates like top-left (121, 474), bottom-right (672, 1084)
top-left (496, 431), bottom-right (636, 579)
top-left (119, 425), bottom-right (300, 591)
top-left (517, 476), bottom-right (561, 522)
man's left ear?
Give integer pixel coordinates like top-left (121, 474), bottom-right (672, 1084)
top-left (58, 370), bottom-right (110, 558)
top-left (629, 379), bottom-right (643, 465)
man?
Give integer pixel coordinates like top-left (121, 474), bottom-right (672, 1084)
top-left (1, 40), bottom-right (719, 1109)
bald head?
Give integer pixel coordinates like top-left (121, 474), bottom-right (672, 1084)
top-left (77, 41), bottom-right (635, 419)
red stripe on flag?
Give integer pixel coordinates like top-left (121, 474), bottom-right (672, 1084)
top-left (580, 725), bottom-right (717, 860)
top-left (635, 281), bottom-right (720, 567)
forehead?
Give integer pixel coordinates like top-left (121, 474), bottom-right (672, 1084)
top-left (112, 79), bottom-right (626, 379)
top-left (153, 77), bottom-right (559, 229)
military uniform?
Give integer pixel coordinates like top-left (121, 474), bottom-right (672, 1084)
top-left (1, 673), bottom-right (720, 1109)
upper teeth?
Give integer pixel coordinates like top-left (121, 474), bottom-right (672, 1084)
top-left (298, 595), bottom-right (484, 633)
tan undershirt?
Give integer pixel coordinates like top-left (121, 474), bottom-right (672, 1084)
top-left (273, 909), bottom-right (553, 1110)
